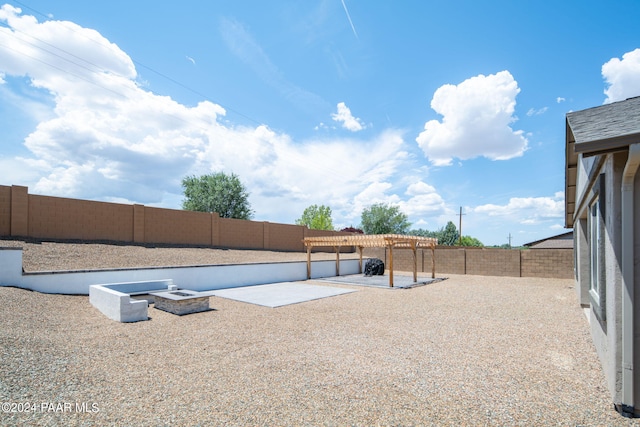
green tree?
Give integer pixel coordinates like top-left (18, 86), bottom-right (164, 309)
top-left (181, 172), bottom-right (253, 219)
top-left (438, 221), bottom-right (460, 245)
top-left (360, 203), bottom-right (411, 235)
top-left (410, 224), bottom-right (483, 246)
top-left (460, 235), bottom-right (484, 247)
top-left (296, 204), bottom-right (334, 230)
top-left (408, 228), bottom-right (439, 238)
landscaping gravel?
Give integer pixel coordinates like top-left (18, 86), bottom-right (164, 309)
top-left (0, 239), bottom-right (638, 426)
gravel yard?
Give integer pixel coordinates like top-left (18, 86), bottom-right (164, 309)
top-left (0, 239), bottom-right (638, 426)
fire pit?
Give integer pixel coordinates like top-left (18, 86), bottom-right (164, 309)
top-left (150, 290), bottom-right (211, 315)
top-left (170, 291), bottom-right (193, 297)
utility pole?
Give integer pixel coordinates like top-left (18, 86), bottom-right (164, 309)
top-left (458, 206), bottom-right (466, 246)
top-left (507, 233), bottom-right (512, 249)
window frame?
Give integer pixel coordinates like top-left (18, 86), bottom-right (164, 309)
top-left (589, 198), bottom-right (601, 296)
top-left (588, 173), bottom-right (606, 323)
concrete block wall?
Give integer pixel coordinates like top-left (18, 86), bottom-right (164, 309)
top-left (10, 185), bottom-right (28, 237)
top-left (364, 246), bottom-right (573, 279)
top-left (143, 206), bottom-right (212, 246)
top-left (430, 248), bottom-right (466, 274)
top-left (392, 249), bottom-right (420, 272)
top-left (466, 248), bottom-right (521, 277)
top-left (0, 186), bottom-right (10, 236)
top-left (0, 185), bottom-right (348, 252)
top-left (521, 249), bottom-right (574, 279)
top-left (218, 217), bottom-right (265, 249)
top-left (28, 194), bottom-right (133, 241)
top-left (268, 222), bottom-right (305, 252)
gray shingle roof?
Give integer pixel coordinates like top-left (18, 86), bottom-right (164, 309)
top-left (524, 231), bottom-right (573, 249)
top-left (567, 96), bottom-right (640, 154)
top-left (565, 96), bottom-right (640, 227)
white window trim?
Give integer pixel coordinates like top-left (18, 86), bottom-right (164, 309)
top-left (589, 198), bottom-right (600, 299)
top-left (588, 173), bottom-right (606, 323)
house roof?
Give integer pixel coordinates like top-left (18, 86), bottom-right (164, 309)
top-left (523, 231), bottom-right (573, 249)
top-left (565, 96), bottom-right (640, 228)
top-left (567, 96), bottom-right (640, 155)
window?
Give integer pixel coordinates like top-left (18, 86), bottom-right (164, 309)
top-left (589, 173), bottom-right (606, 322)
top-left (589, 199), bottom-right (601, 295)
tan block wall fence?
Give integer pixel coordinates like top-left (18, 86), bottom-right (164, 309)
top-left (363, 246), bottom-right (574, 279)
top-left (0, 185), bottom-right (347, 252)
top-left (1, 185), bottom-right (574, 278)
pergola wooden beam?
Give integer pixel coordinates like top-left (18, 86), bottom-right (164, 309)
top-left (303, 234), bottom-right (438, 287)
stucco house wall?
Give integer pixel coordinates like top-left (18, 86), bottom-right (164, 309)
top-left (566, 96), bottom-right (640, 417)
top-left (574, 153), bottom-right (625, 403)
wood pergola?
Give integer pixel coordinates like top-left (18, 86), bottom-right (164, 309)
top-left (303, 234), bottom-right (438, 287)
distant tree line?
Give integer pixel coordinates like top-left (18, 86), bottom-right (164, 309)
top-left (181, 173), bottom-right (483, 247)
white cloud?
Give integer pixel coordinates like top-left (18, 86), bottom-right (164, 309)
top-left (602, 48), bottom-right (640, 103)
top-left (526, 107), bottom-right (548, 116)
top-left (556, 97), bottom-right (565, 103)
top-left (405, 181), bottom-right (436, 196)
top-left (345, 179), bottom-right (448, 227)
top-left (331, 102), bottom-right (365, 131)
top-left (0, 4), bottom-right (136, 87)
top-left (473, 191), bottom-right (564, 225)
top-left (0, 6), bottom-right (423, 228)
top-left (415, 70), bottom-right (528, 166)
top-left (399, 181), bottom-right (447, 217)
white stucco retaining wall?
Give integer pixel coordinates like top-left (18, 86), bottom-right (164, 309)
top-left (89, 285), bottom-right (150, 322)
top-left (0, 248), bottom-right (361, 295)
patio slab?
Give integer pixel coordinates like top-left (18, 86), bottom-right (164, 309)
top-left (210, 282), bottom-right (356, 307)
top-left (318, 273), bottom-right (444, 289)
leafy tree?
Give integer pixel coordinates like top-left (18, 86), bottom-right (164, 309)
top-left (360, 203), bottom-right (411, 235)
top-left (438, 221), bottom-right (460, 245)
top-left (408, 228), bottom-right (439, 238)
top-left (460, 235), bottom-right (484, 247)
top-left (181, 172), bottom-right (253, 219)
top-left (340, 226), bottom-right (364, 234)
top-left (410, 224), bottom-right (483, 246)
top-left (296, 204), bottom-right (334, 230)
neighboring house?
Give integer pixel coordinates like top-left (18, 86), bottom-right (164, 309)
top-left (565, 96), bottom-right (640, 417)
top-left (523, 231), bottom-right (573, 249)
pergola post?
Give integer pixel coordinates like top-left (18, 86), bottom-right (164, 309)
top-left (334, 246), bottom-right (341, 276)
top-left (388, 243), bottom-right (394, 287)
top-left (411, 241), bottom-right (417, 283)
top-left (431, 243), bottom-right (436, 279)
top-left (358, 246), bottom-right (364, 274)
top-left (306, 245), bottom-right (312, 279)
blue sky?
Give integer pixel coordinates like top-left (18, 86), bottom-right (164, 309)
top-left (1, 1), bottom-right (639, 246)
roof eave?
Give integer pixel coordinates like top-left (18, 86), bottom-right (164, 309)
top-left (574, 132), bottom-right (640, 156)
